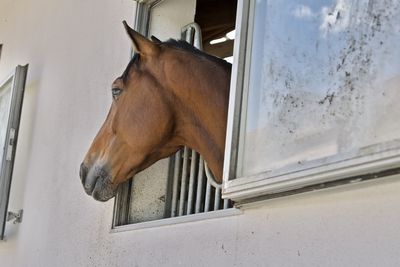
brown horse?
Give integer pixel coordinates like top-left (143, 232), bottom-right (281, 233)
top-left (79, 21), bottom-right (231, 201)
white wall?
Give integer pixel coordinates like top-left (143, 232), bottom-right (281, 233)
top-left (0, 0), bottom-right (400, 266)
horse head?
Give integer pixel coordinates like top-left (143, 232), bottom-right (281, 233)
top-left (80, 21), bottom-right (231, 201)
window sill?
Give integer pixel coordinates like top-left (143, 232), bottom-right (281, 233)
top-left (110, 208), bottom-right (242, 233)
top-left (223, 141), bottom-right (400, 202)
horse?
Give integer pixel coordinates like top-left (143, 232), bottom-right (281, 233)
top-left (79, 21), bottom-right (231, 201)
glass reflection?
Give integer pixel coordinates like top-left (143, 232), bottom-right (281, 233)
top-left (240, 0), bottom-right (400, 177)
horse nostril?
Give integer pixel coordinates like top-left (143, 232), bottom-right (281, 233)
top-left (80, 163), bottom-right (88, 183)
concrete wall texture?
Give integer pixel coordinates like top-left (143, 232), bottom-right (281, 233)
top-left (0, 0), bottom-right (400, 266)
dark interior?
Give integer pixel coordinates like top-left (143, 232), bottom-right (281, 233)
top-left (195, 0), bottom-right (237, 58)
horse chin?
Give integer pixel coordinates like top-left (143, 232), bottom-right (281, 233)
top-left (91, 175), bottom-right (118, 202)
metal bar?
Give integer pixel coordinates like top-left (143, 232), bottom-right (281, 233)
top-left (187, 27), bottom-right (194, 43)
top-left (181, 23), bottom-right (203, 50)
top-left (178, 147), bottom-right (190, 216)
top-left (163, 152), bottom-right (177, 218)
top-left (187, 150), bottom-right (198, 214)
top-left (204, 180), bottom-right (211, 212)
top-left (170, 150), bottom-right (181, 217)
top-left (214, 188), bottom-right (221, 211)
top-left (204, 162), bottom-right (222, 189)
top-left (181, 24), bottom-right (192, 42)
top-left (195, 156), bottom-right (205, 213)
top-left (112, 179), bottom-right (132, 227)
top-left (223, 198), bottom-right (229, 209)
top-left (192, 23), bottom-right (203, 50)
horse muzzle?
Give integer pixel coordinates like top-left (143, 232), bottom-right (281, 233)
top-left (79, 163), bottom-right (117, 202)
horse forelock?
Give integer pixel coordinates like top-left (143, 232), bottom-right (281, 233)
top-left (121, 53), bottom-right (140, 84)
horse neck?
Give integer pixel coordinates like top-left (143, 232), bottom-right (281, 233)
top-left (169, 58), bottom-right (230, 181)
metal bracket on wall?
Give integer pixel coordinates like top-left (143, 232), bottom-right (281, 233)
top-left (7, 209), bottom-right (23, 224)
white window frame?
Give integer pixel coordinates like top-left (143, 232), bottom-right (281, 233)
top-left (0, 65), bottom-right (28, 240)
top-left (222, 0), bottom-right (400, 202)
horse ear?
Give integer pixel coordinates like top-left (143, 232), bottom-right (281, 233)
top-left (151, 36), bottom-right (162, 44)
top-left (122, 21), bottom-right (159, 56)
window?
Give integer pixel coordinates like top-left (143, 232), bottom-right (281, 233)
top-left (112, 0), bottom-right (239, 230)
top-left (114, 147), bottom-right (236, 229)
top-left (0, 65), bottom-right (28, 240)
top-left (223, 0), bottom-right (400, 202)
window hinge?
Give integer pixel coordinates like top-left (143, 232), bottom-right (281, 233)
top-left (7, 209), bottom-right (23, 224)
top-left (5, 128), bottom-right (15, 161)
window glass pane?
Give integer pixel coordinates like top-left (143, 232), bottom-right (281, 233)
top-left (239, 0), bottom-right (400, 177)
top-left (0, 80), bottom-right (12, 168)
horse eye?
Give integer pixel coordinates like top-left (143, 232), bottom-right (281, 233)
top-left (112, 88), bottom-right (122, 100)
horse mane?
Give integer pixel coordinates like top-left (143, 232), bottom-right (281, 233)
top-left (121, 39), bottom-right (231, 84)
top-left (163, 39), bottom-right (232, 70)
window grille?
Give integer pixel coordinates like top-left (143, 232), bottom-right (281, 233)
top-left (170, 147), bottom-right (231, 218)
